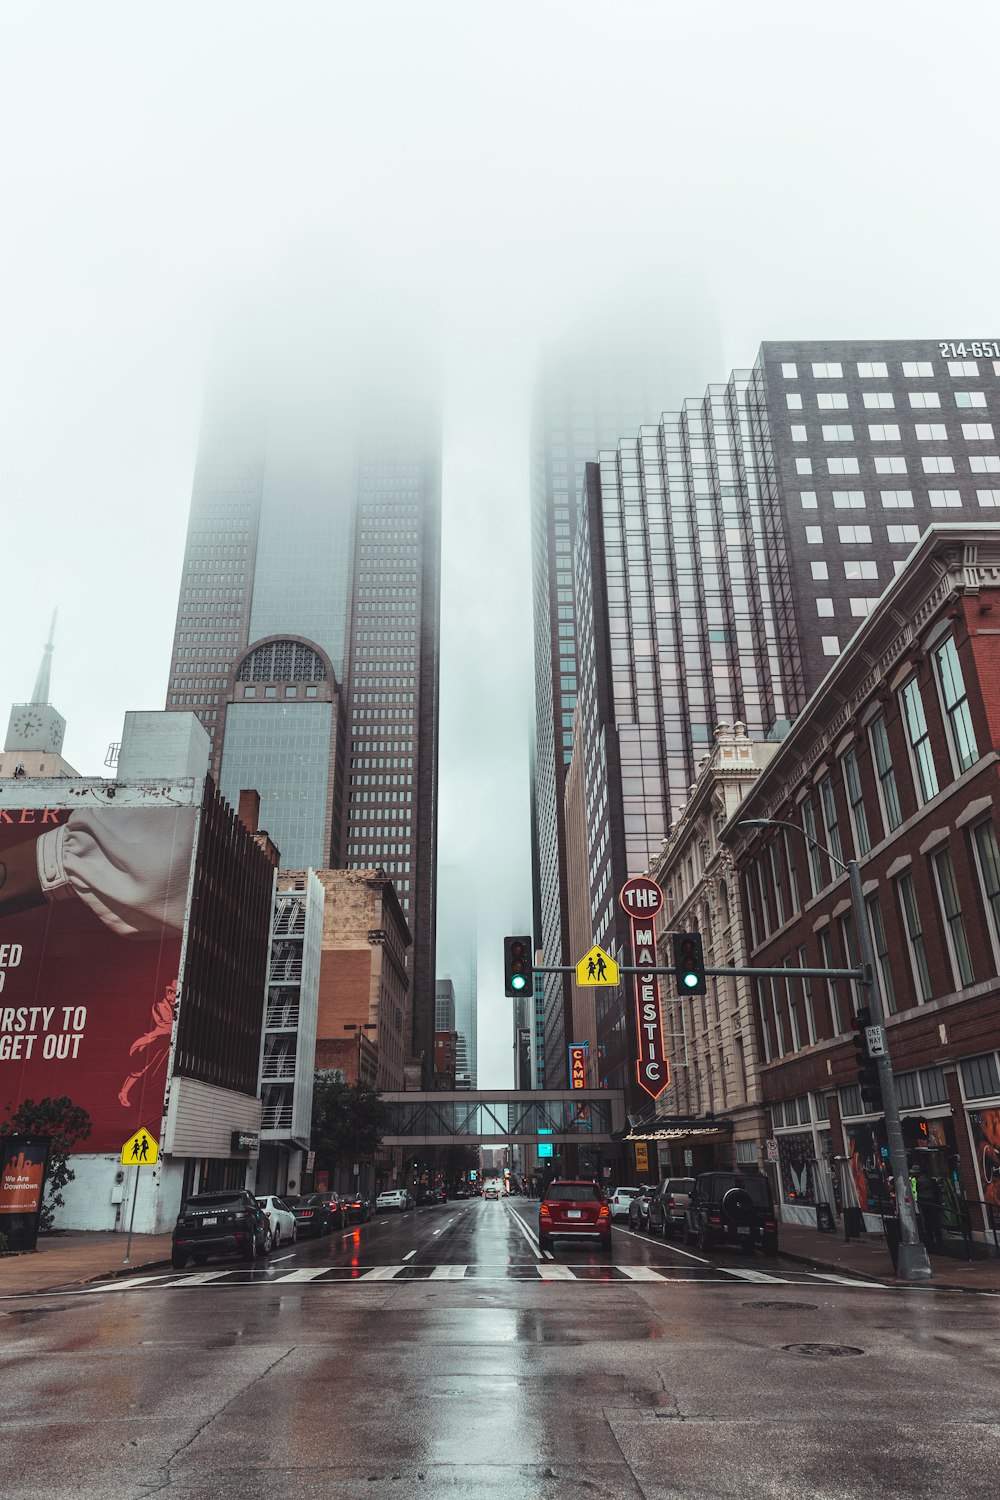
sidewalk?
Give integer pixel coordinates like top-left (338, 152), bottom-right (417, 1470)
top-left (778, 1219), bottom-right (1000, 1290)
top-left (0, 1231), bottom-right (175, 1297)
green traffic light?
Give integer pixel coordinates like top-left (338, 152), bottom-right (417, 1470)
top-left (511, 973), bottom-right (527, 990)
top-left (683, 973), bottom-right (699, 988)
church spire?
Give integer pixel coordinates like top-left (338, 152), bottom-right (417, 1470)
top-left (31, 609), bottom-right (57, 705)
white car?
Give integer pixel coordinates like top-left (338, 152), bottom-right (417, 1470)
top-left (607, 1186), bottom-right (642, 1222)
top-left (376, 1189), bottom-right (410, 1212)
top-left (255, 1195), bottom-right (297, 1247)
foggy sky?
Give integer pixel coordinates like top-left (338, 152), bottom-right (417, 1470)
top-left (2, 2), bottom-right (998, 1087)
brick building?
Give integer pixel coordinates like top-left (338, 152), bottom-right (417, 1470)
top-left (729, 523), bottom-right (1000, 1238)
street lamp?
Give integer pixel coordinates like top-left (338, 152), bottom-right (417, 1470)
top-left (738, 817), bottom-right (932, 1281)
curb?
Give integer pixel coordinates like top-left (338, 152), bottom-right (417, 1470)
top-left (778, 1243), bottom-right (1000, 1291)
top-left (6, 1252), bottom-right (175, 1299)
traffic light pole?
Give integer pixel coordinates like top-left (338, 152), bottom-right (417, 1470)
top-left (847, 857), bottom-right (930, 1279)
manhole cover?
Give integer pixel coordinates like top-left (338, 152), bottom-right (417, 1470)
top-left (744, 1301), bottom-right (818, 1311)
top-left (782, 1342), bottom-right (864, 1358)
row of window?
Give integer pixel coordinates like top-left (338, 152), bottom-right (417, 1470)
top-left (782, 359), bottom-right (997, 380)
top-left (791, 422), bottom-right (995, 442)
top-left (788, 391), bottom-right (990, 412)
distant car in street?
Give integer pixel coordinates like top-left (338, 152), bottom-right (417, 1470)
top-left (683, 1171), bottom-right (779, 1256)
top-left (627, 1187), bottom-right (655, 1232)
top-left (292, 1193), bottom-right (336, 1237)
top-left (255, 1194), bottom-right (297, 1247)
top-left (484, 1183), bottom-right (501, 1200)
top-left (416, 1187), bottom-right (438, 1206)
top-left (647, 1178), bottom-right (696, 1240)
top-left (436, 1187), bottom-right (448, 1203)
top-left (607, 1186), bottom-right (642, 1223)
top-left (172, 1190), bottom-right (270, 1269)
top-left (538, 1179), bottom-right (611, 1252)
top-left (453, 1187), bottom-right (469, 1199)
top-left (342, 1193), bottom-right (371, 1223)
top-left (376, 1189), bottom-right (410, 1212)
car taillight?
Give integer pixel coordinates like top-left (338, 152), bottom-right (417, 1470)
top-left (708, 1215), bottom-right (723, 1226)
top-left (668, 1196), bottom-right (676, 1209)
top-left (765, 1221), bottom-right (777, 1231)
top-left (539, 1203), bottom-right (551, 1216)
top-left (301, 1209), bottom-right (313, 1217)
top-left (598, 1205), bottom-right (610, 1219)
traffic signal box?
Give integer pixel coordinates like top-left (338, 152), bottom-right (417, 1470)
top-left (504, 935), bottom-right (532, 997)
top-left (851, 1005), bottom-right (884, 1110)
top-left (671, 931), bottom-right (707, 996)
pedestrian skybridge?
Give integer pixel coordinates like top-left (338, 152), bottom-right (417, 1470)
top-left (380, 1090), bottom-right (626, 1147)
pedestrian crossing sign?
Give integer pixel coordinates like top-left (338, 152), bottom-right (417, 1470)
top-left (120, 1129), bottom-right (159, 1166)
top-left (575, 945), bottom-right (620, 987)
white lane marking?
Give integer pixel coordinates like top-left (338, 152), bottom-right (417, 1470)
top-left (88, 1274), bottom-right (176, 1292)
top-left (612, 1223), bottom-right (711, 1265)
top-left (506, 1203), bottom-right (543, 1258)
top-left (176, 1271), bottom-right (233, 1285)
top-left (359, 1265), bottom-right (404, 1280)
top-left (403, 1250), bottom-right (417, 1261)
top-left (535, 1263), bottom-right (576, 1280)
top-left (811, 1272), bottom-right (883, 1287)
top-left (430, 1265), bottom-right (468, 1279)
top-left (617, 1265), bottom-right (670, 1282)
top-left (270, 1253), bottom-right (296, 1263)
top-left (279, 1268), bottom-right (334, 1282)
top-left (722, 1268), bottom-right (791, 1283)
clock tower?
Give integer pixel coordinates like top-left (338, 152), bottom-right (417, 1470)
top-left (1, 611), bottom-right (78, 778)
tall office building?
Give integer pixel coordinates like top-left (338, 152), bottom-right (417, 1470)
top-left (436, 861), bottom-right (478, 1088)
top-left (166, 340), bottom-right (441, 1080)
top-left (572, 336), bottom-right (1000, 1098)
top-left (530, 336), bottom-right (719, 1086)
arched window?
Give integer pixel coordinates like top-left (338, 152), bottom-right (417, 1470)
top-left (237, 641), bottom-right (327, 684)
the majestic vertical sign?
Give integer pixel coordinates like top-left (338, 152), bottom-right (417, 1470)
top-left (619, 876), bottom-right (669, 1099)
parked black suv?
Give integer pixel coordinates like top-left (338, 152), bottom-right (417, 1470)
top-left (683, 1171), bottom-right (778, 1256)
top-left (171, 1190), bottom-right (270, 1269)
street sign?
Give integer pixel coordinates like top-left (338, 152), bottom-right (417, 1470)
top-left (683, 1149), bottom-right (693, 1168)
top-left (765, 1138), bottom-right (779, 1163)
top-left (619, 876), bottom-right (664, 919)
top-left (866, 1024), bottom-right (887, 1057)
top-left (120, 1129), bottom-right (158, 1166)
top-left (575, 944), bottom-right (619, 987)
top-left (634, 1141), bottom-right (649, 1172)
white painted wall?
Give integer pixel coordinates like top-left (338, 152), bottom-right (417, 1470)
top-left (54, 1152), bottom-right (186, 1234)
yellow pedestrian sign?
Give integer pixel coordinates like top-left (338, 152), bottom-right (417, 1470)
top-left (575, 945), bottom-right (620, 987)
top-left (120, 1129), bottom-right (159, 1166)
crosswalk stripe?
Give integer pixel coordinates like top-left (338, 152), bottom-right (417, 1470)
top-left (811, 1272), bottom-right (882, 1287)
top-left (358, 1265), bottom-right (404, 1280)
top-left (429, 1265), bottom-right (468, 1279)
top-left (279, 1268), bottom-right (335, 1282)
top-left (617, 1265), bottom-right (669, 1282)
top-left (535, 1264), bottom-right (576, 1279)
top-left (722, 1268), bottom-right (790, 1283)
top-left (176, 1271), bottom-right (233, 1285)
top-left (88, 1275), bottom-right (175, 1292)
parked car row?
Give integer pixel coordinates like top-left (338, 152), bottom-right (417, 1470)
top-left (621, 1173), bottom-right (779, 1255)
top-left (172, 1187), bottom-right (374, 1267)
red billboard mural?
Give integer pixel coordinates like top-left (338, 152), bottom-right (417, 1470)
top-left (0, 806), bottom-right (198, 1152)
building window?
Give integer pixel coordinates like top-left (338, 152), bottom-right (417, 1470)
top-left (869, 712), bottom-right (902, 833)
top-left (964, 423), bottom-right (995, 440)
top-left (866, 894), bottom-right (895, 1014)
top-left (887, 525), bottom-right (920, 544)
top-left (902, 361), bottom-right (934, 377)
top-left (960, 1052), bottom-right (1000, 1100)
top-left (908, 392), bottom-right (941, 409)
top-left (818, 927), bottom-right (843, 1033)
top-left (781, 362), bottom-right (798, 378)
top-left (812, 362), bottom-right (843, 378)
top-left (756, 980), bottom-right (773, 1063)
top-left (784, 828), bottom-right (801, 914)
top-left (827, 457), bottom-right (860, 475)
top-left (955, 391), bottom-right (988, 408)
top-left (921, 456), bottom-right (955, 474)
top-left (822, 424), bottom-right (854, 441)
top-left (844, 560), bottom-right (878, 579)
top-left (800, 491), bottom-right (818, 508)
top-left (900, 676), bottom-right (939, 803)
top-left (797, 945), bottom-right (817, 1043)
top-left (819, 774), bottom-right (843, 864)
top-left (811, 561), bottom-right (829, 580)
top-left (879, 490), bottom-right (914, 508)
top-left (875, 456), bottom-right (907, 474)
top-left (816, 598), bottom-right (835, 617)
top-left (857, 361), bottom-right (888, 378)
top-left (805, 526), bottom-right (824, 544)
top-left (784, 961), bottom-right (801, 1051)
top-left (969, 456), bottom-right (1000, 473)
top-left (768, 841), bottom-right (786, 927)
top-left (822, 636), bottom-right (840, 655)
top-left (914, 423), bottom-right (948, 441)
top-left (863, 392), bottom-right (895, 409)
top-left (790, 425), bottom-right (808, 442)
top-left (838, 524), bottom-right (872, 543)
top-left (786, 393), bottom-right (803, 410)
top-left (971, 820), bottom-right (1000, 963)
top-left (948, 360), bottom-right (979, 377)
top-left (801, 796), bottom-right (824, 894)
top-left (976, 489), bottom-right (1000, 508)
top-left (933, 635), bottom-right (979, 773)
top-left (795, 458), bottom-right (813, 475)
top-left (817, 393), bottom-right (849, 410)
top-left (928, 489), bottom-right (962, 507)
top-left (833, 490), bottom-right (866, 508)
top-left (932, 847), bottom-right (974, 988)
top-left (850, 598), bottom-right (875, 618)
top-left (842, 747), bottom-right (870, 856)
top-left (897, 872), bottom-right (934, 1002)
top-left (868, 424), bottom-right (901, 442)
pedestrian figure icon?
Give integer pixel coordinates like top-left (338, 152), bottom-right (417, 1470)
top-left (587, 956), bottom-right (597, 980)
top-left (138, 1135), bottom-right (149, 1162)
top-left (575, 945), bottom-right (620, 988)
top-left (595, 955), bottom-right (607, 981)
top-left (130, 1138), bottom-right (141, 1161)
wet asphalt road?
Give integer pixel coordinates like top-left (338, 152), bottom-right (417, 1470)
top-left (2, 1195), bottom-right (999, 1499)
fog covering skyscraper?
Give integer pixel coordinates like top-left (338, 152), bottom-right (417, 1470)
top-left (165, 305), bottom-right (441, 1083)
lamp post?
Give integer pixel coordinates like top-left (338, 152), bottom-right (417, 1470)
top-left (739, 818), bottom-right (932, 1281)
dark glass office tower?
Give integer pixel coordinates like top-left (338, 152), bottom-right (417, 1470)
top-left (166, 348), bottom-right (441, 1081)
top-left (529, 337), bottom-right (718, 1087)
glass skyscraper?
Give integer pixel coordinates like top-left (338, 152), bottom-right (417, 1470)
top-left (166, 345), bottom-right (441, 1081)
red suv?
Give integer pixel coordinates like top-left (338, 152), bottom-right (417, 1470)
top-left (538, 1180), bottom-right (611, 1252)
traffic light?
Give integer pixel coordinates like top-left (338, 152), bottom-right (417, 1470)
top-left (504, 935), bottom-right (532, 997)
top-left (851, 1005), bottom-right (883, 1110)
top-left (672, 931), bottom-right (706, 995)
